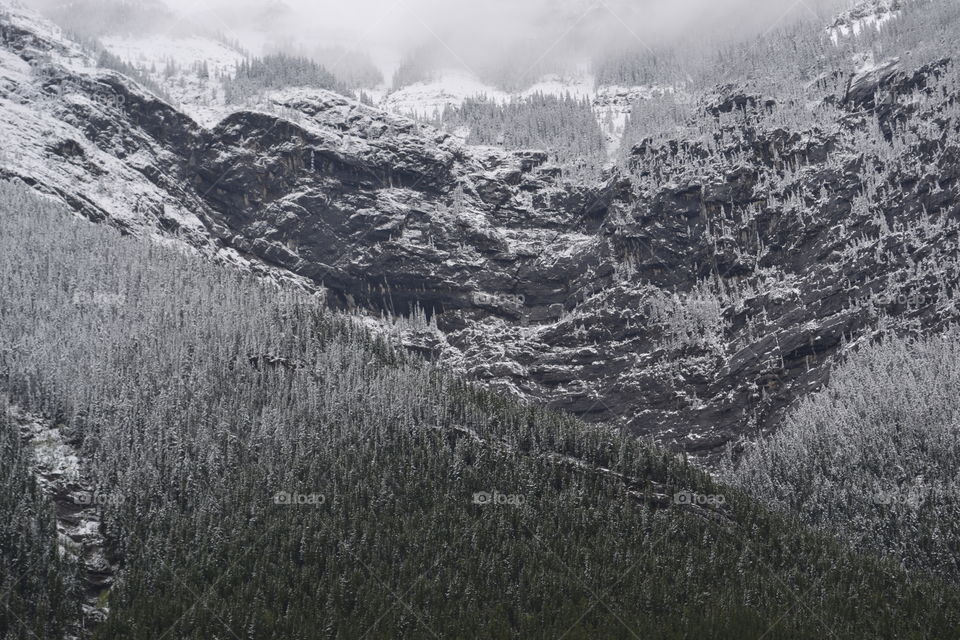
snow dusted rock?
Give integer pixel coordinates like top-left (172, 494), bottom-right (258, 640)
top-left (0, 2), bottom-right (211, 238)
top-left (190, 88), bottom-right (591, 321)
top-left (181, 75), bottom-right (960, 456)
top-left (843, 56), bottom-right (901, 107)
top-left (12, 406), bottom-right (117, 638)
top-left (3, 3), bottom-right (960, 460)
top-left (0, 0), bottom-right (321, 291)
top-left (704, 84), bottom-right (776, 116)
top-left (828, 0), bottom-right (904, 42)
top-left (841, 55), bottom-right (950, 112)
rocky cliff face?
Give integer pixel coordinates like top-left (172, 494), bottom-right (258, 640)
top-left (3, 2), bottom-right (959, 458)
top-left (12, 405), bottom-right (117, 638)
top-left (181, 75), bottom-right (960, 457)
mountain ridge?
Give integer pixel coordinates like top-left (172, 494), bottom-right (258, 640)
top-left (2, 0), bottom-right (960, 458)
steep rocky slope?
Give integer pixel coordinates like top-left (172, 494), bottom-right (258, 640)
top-left (2, 0), bottom-right (959, 458)
top-left (149, 71), bottom-right (960, 457)
top-left (13, 405), bottom-right (117, 635)
top-left (7, 180), bottom-right (960, 640)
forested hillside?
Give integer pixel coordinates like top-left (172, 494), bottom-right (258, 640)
top-left (3, 180), bottom-right (960, 638)
top-left (223, 53), bottom-right (348, 104)
top-left (728, 330), bottom-right (960, 582)
top-left (436, 93), bottom-right (606, 172)
top-left (0, 408), bottom-right (79, 640)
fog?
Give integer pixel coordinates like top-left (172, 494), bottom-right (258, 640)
top-left (25, 0), bottom-right (853, 85)
top-left (161, 0), bottom-right (848, 46)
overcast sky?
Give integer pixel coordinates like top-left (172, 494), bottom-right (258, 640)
top-left (19, 0), bottom-right (848, 83)
top-left (156, 0), bottom-right (848, 67)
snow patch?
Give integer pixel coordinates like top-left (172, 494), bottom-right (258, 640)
top-left (380, 69), bottom-right (509, 120)
top-left (100, 34), bottom-right (246, 127)
top-left (378, 67), bottom-right (675, 156)
top-left (828, 0), bottom-right (905, 43)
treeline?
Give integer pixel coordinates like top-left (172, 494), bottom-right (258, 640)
top-left (619, 8), bottom-right (960, 188)
top-left (593, 47), bottom-right (688, 89)
top-left (96, 48), bottom-right (174, 103)
top-left (603, 0), bottom-right (960, 132)
top-left (391, 47), bottom-right (437, 90)
top-left (728, 330), bottom-right (960, 582)
top-left (437, 93), bottom-right (607, 171)
top-left (3, 180), bottom-right (960, 637)
top-left (590, 0), bottom-right (848, 95)
top-left (223, 53), bottom-right (348, 104)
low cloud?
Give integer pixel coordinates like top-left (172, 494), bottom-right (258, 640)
top-left (25, 0), bottom-right (853, 84)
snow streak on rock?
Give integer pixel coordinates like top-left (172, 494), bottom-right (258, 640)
top-left (12, 406), bottom-right (116, 639)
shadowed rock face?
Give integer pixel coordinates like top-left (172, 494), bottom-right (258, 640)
top-left (175, 80), bottom-right (960, 458)
top-left (175, 92), bottom-right (640, 350)
top-left (3, 9), bottom-right (960, 458)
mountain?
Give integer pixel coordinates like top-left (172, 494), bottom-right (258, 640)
top-left (3, 0), bottom-right (960, 461)
top-left (5, 0), bottom-right (960, 636)
top-left (5, 179), bottom-right (960, 639)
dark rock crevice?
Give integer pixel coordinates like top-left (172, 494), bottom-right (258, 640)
top-left (10, 406), bottom-right (119, 640)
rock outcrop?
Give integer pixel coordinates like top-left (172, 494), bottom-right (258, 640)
top-left (2, 3), bottom-right (960, 460)
top-left (13, 407), bottom-right (118, 639)
top-left (178, 78), bottom-right (960, 457)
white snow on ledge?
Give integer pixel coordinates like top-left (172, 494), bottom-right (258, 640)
top-left (828, 0), bottom-right (906, 44)
top-left (378, 69), bottom-right (597, 121)
top-left (100, 34), bottom-right (246, 128)
top-left (377, 68), bottom-right (677, 156)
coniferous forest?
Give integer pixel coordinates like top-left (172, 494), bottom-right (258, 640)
top-left (224, 53), bottom-right (348, 104)
top-left (3, 183), bottom-right (960, 639)
top-left (436, 93), bottom-right (607, 172)
top-left (7, 0), bottom-right (960, 637)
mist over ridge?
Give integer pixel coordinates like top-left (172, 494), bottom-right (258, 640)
top-left (24, 0), bottom-right (856, 87)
